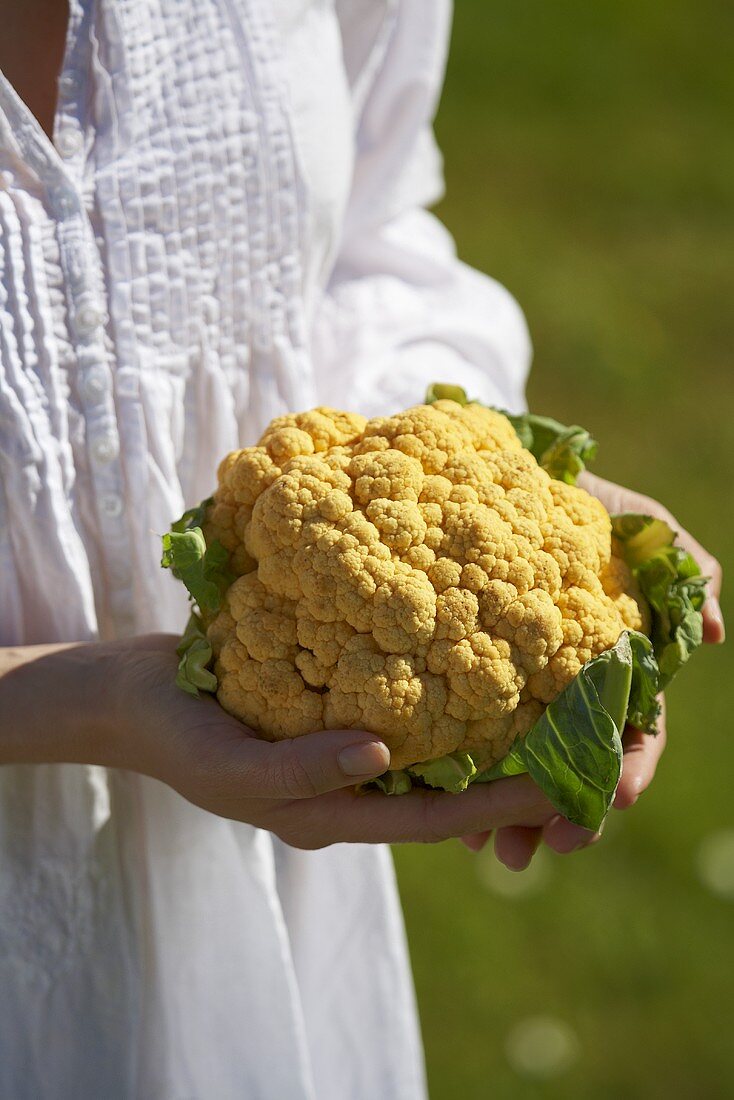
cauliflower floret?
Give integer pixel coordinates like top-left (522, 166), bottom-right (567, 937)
top-left (201, 402), bottom-right (650, 770)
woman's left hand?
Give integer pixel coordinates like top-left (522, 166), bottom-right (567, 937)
top-left (460, 472), bottom-right (725, 869)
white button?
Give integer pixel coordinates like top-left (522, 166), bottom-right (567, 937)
top-left (76, 303), bottom-right (104, 336)
top-left (99, 492), bottom-right (123, 519)
top-left (58, 72), bottom-right (80, 96)
top-left (81, 367), bottom-right (108, 403)
top-left (56, 127), bottom-right (84, 158)
top-left (92, 435), bottom-right (119, 464)
top-left (52, 186), bottom-right (77, 217)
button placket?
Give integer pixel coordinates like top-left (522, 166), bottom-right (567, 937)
top-left (9, 1), bottom-right (136, 634)
top-left (55, 226), bottom-right (119, 473)
top-left (52, 128), bottom-right (133, 623)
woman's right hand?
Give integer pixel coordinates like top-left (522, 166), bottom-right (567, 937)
top-left (96, 633), bottom-right (556, 849)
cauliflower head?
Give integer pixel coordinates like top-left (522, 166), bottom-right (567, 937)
top-left (197, 399), bottom-right (649, 771)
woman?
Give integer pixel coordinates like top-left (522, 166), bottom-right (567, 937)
top-left (0, 1), bottom-right (724, 1097)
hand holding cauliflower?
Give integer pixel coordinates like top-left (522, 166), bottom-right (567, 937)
top-left (163, 387), bottom-right (707, 830)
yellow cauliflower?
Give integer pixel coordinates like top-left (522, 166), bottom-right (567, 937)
top-left (194, 399), bottom-right (648, 772)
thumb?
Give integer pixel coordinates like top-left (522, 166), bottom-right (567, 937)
top-left (240, 729), bottom-right (392, 799)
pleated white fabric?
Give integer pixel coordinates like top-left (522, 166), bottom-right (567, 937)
top-left (0, 2), bottom-right (531, 1096)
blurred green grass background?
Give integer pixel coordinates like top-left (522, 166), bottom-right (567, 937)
top-left (393, 2), bottom-right (734, 1096)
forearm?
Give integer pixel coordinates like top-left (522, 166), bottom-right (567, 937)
top-left (0, 642), bottom-right (118, 766)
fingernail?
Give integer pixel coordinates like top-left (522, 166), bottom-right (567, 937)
top-left (505, 854), bottom-right (534, 872)
top-left (707, 597), bottom-right (726, 641)
top-left (338, 741), bottom-right (391, 777)
top-left (565, 826), bottom-right (598, 852)
top-left (571, 822), bottom-right (604, 850)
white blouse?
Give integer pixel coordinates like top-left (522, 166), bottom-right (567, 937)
top-left (0, 1), bottom-right (531, 1097)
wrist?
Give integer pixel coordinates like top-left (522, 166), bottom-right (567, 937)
top-left (0, 641), bottom-right (121, 767)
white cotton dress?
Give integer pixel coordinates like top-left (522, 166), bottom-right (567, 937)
top-left (0, 1), bottom-right (531, 1097)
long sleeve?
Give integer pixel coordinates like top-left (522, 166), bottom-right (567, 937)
top-left (312, 0), bottom-right (532, 417)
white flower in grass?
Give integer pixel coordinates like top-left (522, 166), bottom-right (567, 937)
top-left (505, 1015), bottom-right (580, 1078)
top-left (696, 829), bottom-right (734, 900)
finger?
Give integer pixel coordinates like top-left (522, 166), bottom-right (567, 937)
top-left (670, 530), bottom-right (724, 643)
top-left (542, 814), bottom-right (602, 854)
top-left (460, 830), bottom-right (492, 852)
top-left (221, 729), bottom-right (392, 799)
top-left (272, 774), bottom-right (556, 847)
top-left (613, 701), bottom-right (667, 810)
top-left (672, 527), bottom-right (723, 598)
top-left (543, 704), bottom-right (668, 849)
top-left (702, 594), bottom-right (725, 644)
top-left (579, 472), bottom-right (724, 642)
top-left (494, 826), bottom-right (543, 870)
